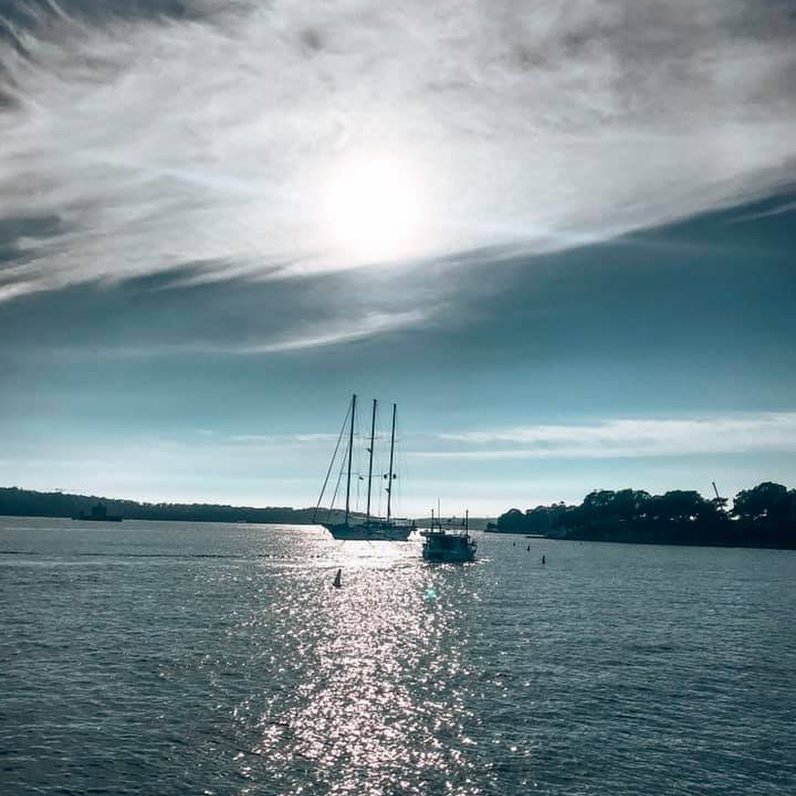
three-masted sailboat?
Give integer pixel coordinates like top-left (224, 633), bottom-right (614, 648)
top-left (319, 394), bottom-right (415, 541)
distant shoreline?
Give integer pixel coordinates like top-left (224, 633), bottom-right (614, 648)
top-left (1, 513), bottom-right (793, 552)
top-left (3, 484), bottom-right (793, 550)
top-left (506, 531), bottom-right (796, 552)
top-left (0, 514), bottom-right (311, 526)
top-left (0, 486), bottom-right (495, 530)
top-left (0, 486), bottom-right (342, 525)
top-left (490, 482), bottom-right (796, 552)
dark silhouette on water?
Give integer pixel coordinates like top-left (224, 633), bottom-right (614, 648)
top-left (317, 396), bottom-right (414, 541)
top-left (542, 555), bottom-right (546, 565)
top-left (332, 568), bottom-right (342, 588)
top-left (72, 503), bottom-right (122, 523)
top-left (422, 509), bottom-right (477, 563)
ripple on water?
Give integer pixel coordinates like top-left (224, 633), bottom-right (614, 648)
top-left (1, 519), bottom-right (795, 795)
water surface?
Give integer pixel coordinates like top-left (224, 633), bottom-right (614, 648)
top-left (1, 517), bottom-right (794, 795)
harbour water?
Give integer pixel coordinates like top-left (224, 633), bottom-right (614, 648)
top-left (1, 517), bottom-right (794, 795)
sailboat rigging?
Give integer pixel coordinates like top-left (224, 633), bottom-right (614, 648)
top-left (318, 394), bottom-right (415, 541)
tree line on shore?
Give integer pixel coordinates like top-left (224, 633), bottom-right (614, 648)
top-left (491, 482), bottom-right (796, 549)
top-left (0, 486), bottom-right (346, 525)
top-left (0, 486), bottom-right (495, 529)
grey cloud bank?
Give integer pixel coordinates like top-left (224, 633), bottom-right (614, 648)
top-left (1, 0), bottom-right (794, 312)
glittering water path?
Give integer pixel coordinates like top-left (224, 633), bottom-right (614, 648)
top-left (1, 518), bottom-right (795, 795)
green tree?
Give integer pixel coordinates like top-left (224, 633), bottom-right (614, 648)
top-left (581, 489), bottom-right (650, 522)
top-left (733, 482), bottom-right (793, 523)
top-left (581, 490), bottom-right (618, 521)
top-left (497, 508), bottom-right (527, 533)
top-left (646, 490), bottom-right (712, 522)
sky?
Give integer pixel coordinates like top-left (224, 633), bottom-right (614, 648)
top-left (1, 0), bottom-right (795, 516)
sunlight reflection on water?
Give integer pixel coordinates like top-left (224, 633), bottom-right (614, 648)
top-left (228, 539), bottom-right (483, 794)
top-left (1, 519), bottom-right (795, 796)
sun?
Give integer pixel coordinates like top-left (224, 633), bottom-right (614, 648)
top-left (319, 153), bottom-right (427, 265)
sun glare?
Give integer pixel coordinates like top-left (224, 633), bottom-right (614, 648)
top-left (319, 154), bottom-right (427, 265)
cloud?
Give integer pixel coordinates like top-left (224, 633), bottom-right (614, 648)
top-left (421, 412), bottom-right (796, 459)
top-left (229, 433), bottom-right (337, 444)
top-left (0, 0), bottom-right (794, 307)
top-left (78, 308), bottom-right (425, 357)
top-left (0, 280), bottom-right (43, 301)
top-left (216, 309), bottom-right (424, 354)
top-left (728, 198), bottom-right (796, 223)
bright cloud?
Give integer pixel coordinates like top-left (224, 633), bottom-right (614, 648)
top-left (425, 412), bottom-right (796, 459)
top-left (1, 0), bottom-right (795, 304)
top-left (119, 309), bottom-right (425, 356)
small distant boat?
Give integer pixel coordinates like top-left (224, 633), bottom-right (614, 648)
top-left (71, 503), bottom-right (123, 523)
top-left (332, 568), bottom-right (342, 588)
top-left (422, 510), bottom-right (476, 563)
top-left (318, 395), bottom-right (415, 542)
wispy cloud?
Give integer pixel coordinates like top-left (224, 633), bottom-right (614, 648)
top-left (79, 308), bottom-right (425, 357)
top-left (229, 433), bottom-right (337, 445)
top-left (421, 412), bottom-right (796, 459)
top-left (728, 199), bottom-right (796, 223)
top-left (1, 0), bottom-right (794, 306)
top-left (218, 310), bottom-right (424, 354)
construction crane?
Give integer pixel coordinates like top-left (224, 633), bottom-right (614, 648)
top-left (711, 481), bottom-right (728, 513)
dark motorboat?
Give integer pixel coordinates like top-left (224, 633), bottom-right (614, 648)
top-left (72, 503), bottom-right (123, 522)
top-left (422, 511), bottom-right (477, 563)
top-left (317, 395), bottom-right (415, 542)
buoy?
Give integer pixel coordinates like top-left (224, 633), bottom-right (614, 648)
top-left (333, 568), bottom-right (342, 588)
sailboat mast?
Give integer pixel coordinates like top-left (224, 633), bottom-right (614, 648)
top-left (365, 398), bottom-right (377, 525)
top-left (386, 403), bottom-right (397, 521)
top-left (344, 394), bottom-right (357, 526)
